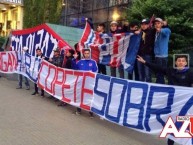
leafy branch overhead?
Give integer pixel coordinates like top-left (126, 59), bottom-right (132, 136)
top-left (127, 0), bottom-right (193, 52)
top-left (23, 0), bottom-right (63, 28)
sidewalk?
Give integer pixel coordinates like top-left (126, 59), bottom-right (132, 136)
top-left (0, 77), bottom-right (166, 145)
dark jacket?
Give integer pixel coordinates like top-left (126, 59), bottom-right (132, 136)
top-left (51, 56), bottom-right (63, 67)
top-left (138, 28), bottom-right (155, 56)
top-left (63, 56), bottom-right (74, 69)
top-left (145, 62), bottom-right (193, 87)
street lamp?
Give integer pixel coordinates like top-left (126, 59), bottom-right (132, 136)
top-left (62, 0), bottom-right (65, 6)
top-left (112, 11), bottom-right (120, 21)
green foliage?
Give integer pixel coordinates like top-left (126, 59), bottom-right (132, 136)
top-left (23, 0), bottom-right (63, 28)
top-left (127, 0), bottom-right (193, 53)
top-left (0, 36), bottom-right (6, 48)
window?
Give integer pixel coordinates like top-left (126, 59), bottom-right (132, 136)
top-left (93, 0), bottom-right (109, 9)
top-left (67, 0), bottom-right (80, 14)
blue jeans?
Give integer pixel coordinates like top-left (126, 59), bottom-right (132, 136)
top-left (155, 57), bottom-right (168, 84)
top-left (137, 55), bottom-right (152, 82)
top-left (18, 74), bottom-right (30, 87)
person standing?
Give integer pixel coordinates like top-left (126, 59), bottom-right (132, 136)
top-left (16, 46), bottom-right (30, 90)
top-left (154, 18), bottom-right (171, 84)
top-left (109, 21), bottom-right (124, 78)
top-left (31, 48), bottom-right (45, 97)
top-left (58, 49), bottom-right (75, 106)
top-left (137, 18), bottom-right (155, 82)
top-left (128, 20), bottom-right (140, 81)
top-left (48, 48), bottom-right (63, 99)
top-left (96, 23), bottom-right (107, 75)
top-left (75, 49), bottom-right (98, 118)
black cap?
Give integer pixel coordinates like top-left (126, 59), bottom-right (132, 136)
top-left (141, 18), bottom-right (150, 24)
top-left (36, 48), bottom-right (41, 51)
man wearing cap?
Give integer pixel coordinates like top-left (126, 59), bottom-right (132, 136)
top-left (31, 48), bottom-right (45, 96)
top-left (137, 18), bottom-right (155, 82)
top-left (154, 17), bottom-right (171, 84)
top-left (16, 46), bottom-right (30, 90)
top-left (49, 48), bottom-right (63, 67)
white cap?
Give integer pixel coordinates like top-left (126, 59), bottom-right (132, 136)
top-left (23, 46), bottom-right (28, 51)
top-left (154, 18), bottom-right (163, 23)
top-left (110, 21), bottom-right (118, 26)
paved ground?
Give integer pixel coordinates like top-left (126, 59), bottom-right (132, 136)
top-left (0, 77), bottom-right (167, 145)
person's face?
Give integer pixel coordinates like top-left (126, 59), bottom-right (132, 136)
top-left (154, 21), bottom-right (163, 29)
top-left (54, 51), bottom-right (60, 56)
top-left (66, 51), bottom-right (72, 57)
top-left (175, 57), bottom-right (187, 70)
top-left (110, 24), bottom-right (117, 32)
top-left (130, 25), bottom-right (138, 31)
top-left (97, 26), bottom-right (104, 33)
top-left (83, 50), bottom-right (90, 59)
top-left (36, 50), bottom-right (42, 56)
top-left (141, 23), bottom-right (148, 30)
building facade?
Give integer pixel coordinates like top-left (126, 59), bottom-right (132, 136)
top-left (0, 0), bottom-right (24, 36)
top-left (60, 0), bottom-right (130, 31)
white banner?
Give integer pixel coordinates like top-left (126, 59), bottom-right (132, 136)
top-left (1, 51), bottom-right (193, 145)
top-left (0, 51), bottom-right (18, 73)
top-left (91, 74), bottom-right (193, 145)
top-left (37, 60), bottom-right (96, 111)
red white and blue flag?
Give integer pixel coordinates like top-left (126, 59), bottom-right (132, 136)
top-left (78, 21), bottom-right (141, 72)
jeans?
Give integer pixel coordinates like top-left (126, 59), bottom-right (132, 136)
top-left (110, 67), bottom-right (116, 77)
top-left (110, 66), bottom-right (125, 78)
top-left (97, 63), bottom-right (106, 75)
top-left (155, 57), bottom-right (168, 84)
top-left (128, 61), bottom-right (139, 81)
top-left (34, 83), bottom-right (44, 95)
top-left (118, 65), bottom-right (124, 79)
top-left (137, 55), bottom-right (152, 82)
top-left (18, 74), bottom-right (30, 87)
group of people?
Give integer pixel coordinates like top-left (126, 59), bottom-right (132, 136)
top-left (15, 17), bottom-right (193, 145)
top-left (95, 17), bottom-right (171, 84)
top-left (16, 44), bottom-right (98, 118)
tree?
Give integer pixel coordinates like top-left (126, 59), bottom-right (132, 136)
top-left (23, 0), bottom-right (63, 28)
top-left (127, 0), bottom-right (193, 53)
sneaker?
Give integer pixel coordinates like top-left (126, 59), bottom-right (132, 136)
top-left (75, 111), bottom-right (81, 115)
top-left (40, 93), bottom-right (44, 97)
top-left (57, 102), bottom-right (67, 107)
top-left (16, 86), bottom-right (22, 89)
top-left (100, 117), bottom-right (104, 120)
top-left (89, 112), bottom-right (94, 118)
top-left (31, 92), bottom-right (38, 95)
top-left (26, 86), bottom-right (30, 90)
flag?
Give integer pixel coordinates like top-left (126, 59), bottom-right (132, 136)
top-left (78, 21), bottom-right (141, 73)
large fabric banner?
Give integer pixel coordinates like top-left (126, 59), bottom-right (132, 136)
top-left (11, 24), bottom-right (72, 58)
top-left (37, 59), bottom-right (96, 110)
top-left (1, 51), bottom-right (193, 145)
top-left (0, 51), bottom-right (18, 73)
top-left (37, 60), bottom-right (193, 145)
top-left (78, 22), bottom-right (141, 73)
top-left (16, 51), bottom-right (42, 82)
top-left (0, 51), bottom-right (41, 83)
